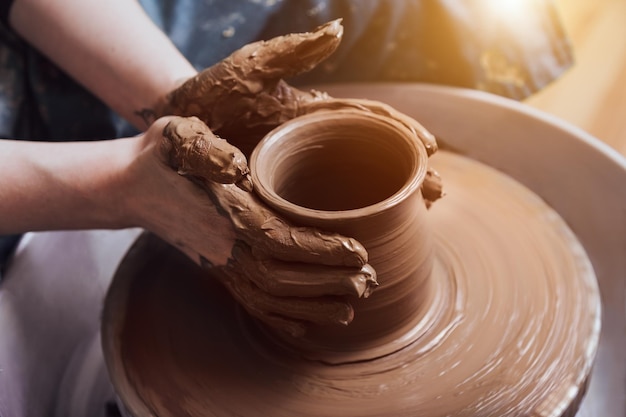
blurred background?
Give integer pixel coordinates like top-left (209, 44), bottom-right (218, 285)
top-left (525, 0), bottom-right (626, 157)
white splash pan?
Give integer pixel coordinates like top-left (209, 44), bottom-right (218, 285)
top-left (0, 84), bottom-right (623, 417)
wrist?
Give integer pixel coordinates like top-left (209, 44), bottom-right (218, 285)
top-left (113, 121), bottom-right (184, 234)
top-left (116, 124), bottom-right (238, 267)
top-left (85, 137), bottom-right (145, 230)
top-left (134, 74), bottom-right (198, 128)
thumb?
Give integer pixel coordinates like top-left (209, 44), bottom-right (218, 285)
top-left (160, 116), bottom-right (253, 191)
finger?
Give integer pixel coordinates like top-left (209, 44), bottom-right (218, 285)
top-left (161, 116), bottom-right (253, 191)
top-left (165, 19), bottom-right (342, 107)
top-left (209, 183), bottom-right (370, 268)
top-left (214, 267), bottom-right (307, 337)
top-left (248, 214), bottom-right (369, 268)
top-left (231, 242), bottom-right (378, 298)
top-left (162, 22), bottom-right (342, 146)
top-left (422, 167), bottom-right (444, 207)
top-left (300, 98), bottom-right (439, 156)
top-left (227, 19), bottom-right (343, 82)
top-left (217, 267), bottom-right (355, 328)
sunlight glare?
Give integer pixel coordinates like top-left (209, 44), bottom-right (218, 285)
top-left (484, 0), bottom-right (532, 20)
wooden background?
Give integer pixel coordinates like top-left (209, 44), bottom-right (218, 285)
top-left (525, 0), bottom-right (626, 157)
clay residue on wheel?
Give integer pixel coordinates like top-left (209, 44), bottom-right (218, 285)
top-left (113, 151), bottom-right (600, 417)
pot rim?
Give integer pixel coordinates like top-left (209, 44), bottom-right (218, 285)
top-left (250, 108), bottom-right (429, 222)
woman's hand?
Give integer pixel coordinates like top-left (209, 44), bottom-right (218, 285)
top-left (155, 20), bottom-right (443, 205)
top-left (155, 20), bottom-right (343, 156)
top-left (129, 116), bottom-right (377, 337)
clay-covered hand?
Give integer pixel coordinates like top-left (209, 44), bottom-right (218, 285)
top-left (155, 20), bottom-right (342, 156)
top-left (156, 19), bottom-right (443, 204)
top-left (138, 116), bottom-right (378, 337)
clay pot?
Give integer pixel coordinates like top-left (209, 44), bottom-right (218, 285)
top-left (250, 109), bottom-right (435, 361)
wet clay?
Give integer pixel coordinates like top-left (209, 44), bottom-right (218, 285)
top-left (250, 109), bottom-right (436, 360)
top-left (161, 116), bottom-right (252, 191)
top-left (102, 151), bottom-right (600, 417)
top-left (198, 176), bottom-right (378, 335)
top-left (157, 111), bottom-right (379, 335)
top-left (155, 19), bottom-right (442, 338)
top-left (156, 19), bottom-right (442, 170)
top-left (157, 107), bottom-right (439, 339)
top-left (158, 20), bottom-right (343, 156)
top-left (105, 18), bottom-right (598, 417)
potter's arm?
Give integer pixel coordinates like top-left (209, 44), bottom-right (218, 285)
top-left (8, 0), bottom-right (197, 130)
top-left (0, 135), bottom-right (140, 234)
top-left (0, 117), bottom-right (243, 236)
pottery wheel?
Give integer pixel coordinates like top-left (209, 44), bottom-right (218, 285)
top-left (102, 151), bottom-right (600, 417)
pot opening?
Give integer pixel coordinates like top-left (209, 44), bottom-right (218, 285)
top-left (269, 120), bottom-right (415, 211)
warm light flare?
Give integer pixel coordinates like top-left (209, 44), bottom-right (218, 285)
top-left (484, 0), bottom-right (532, 19)
top-left (479, 0), bottom-right (545, 40)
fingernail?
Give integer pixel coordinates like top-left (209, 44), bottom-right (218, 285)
top-left (291, 20), bottom-right (343, 71)
top-left (317, 19), bottom-right (344, 39)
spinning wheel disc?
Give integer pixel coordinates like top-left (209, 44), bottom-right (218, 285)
top-left (102, 151), bottom-right (600, 417)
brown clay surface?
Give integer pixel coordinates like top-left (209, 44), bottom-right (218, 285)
top-left (109, 151), bottom-right (600, 417)
top-left (249, 108), bottom-right (435, 359)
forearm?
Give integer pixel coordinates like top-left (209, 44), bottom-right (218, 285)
top-left (0, 138), bottom-right (137, 234)
top-left (9, 0), bottom-right (197, 129)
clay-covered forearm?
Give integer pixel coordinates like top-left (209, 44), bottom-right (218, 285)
top-left (9, 0), bottom-right (197, 130)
